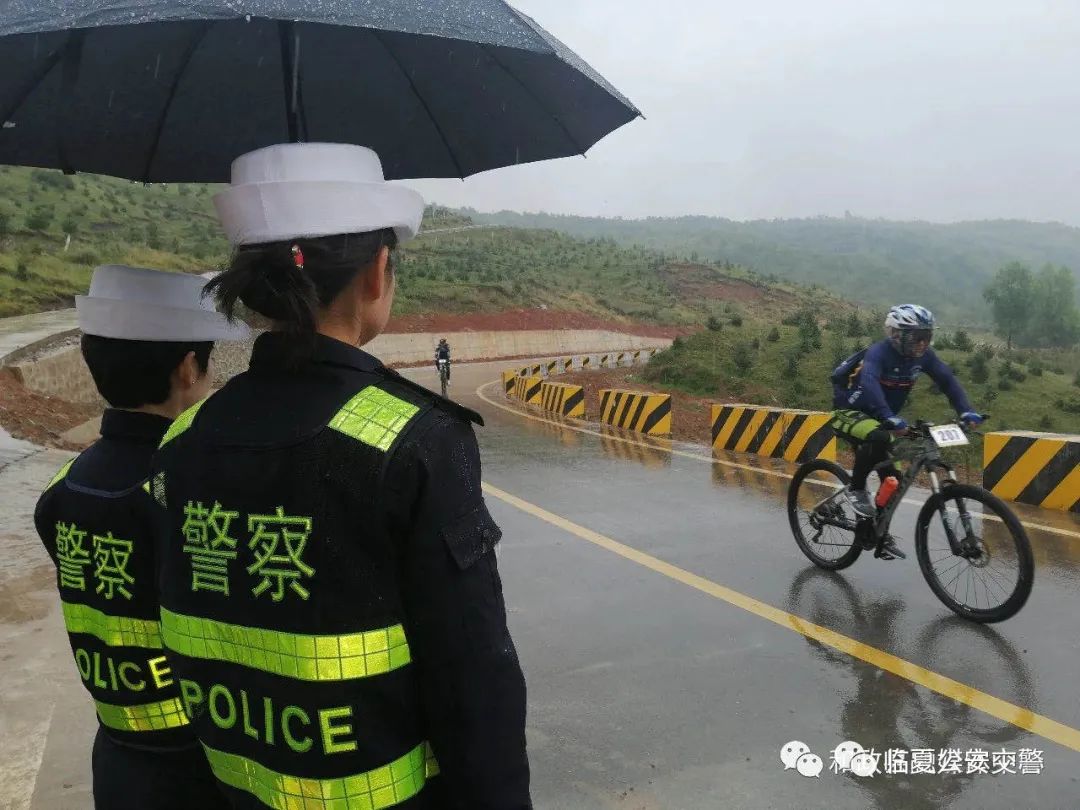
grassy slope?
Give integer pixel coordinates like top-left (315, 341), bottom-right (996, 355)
top-left (0, 167), bottom-right (849, 329)
top-left (645, 322), bottom-right (1080, 435)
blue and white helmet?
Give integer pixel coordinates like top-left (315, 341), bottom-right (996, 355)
top-left (885, 304), bottom-right (935, 356)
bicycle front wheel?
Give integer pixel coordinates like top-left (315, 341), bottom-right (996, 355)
top-left (915, 484), bottom-right (1034, 623)
top-left (787, 460), bottom-right (863, 570)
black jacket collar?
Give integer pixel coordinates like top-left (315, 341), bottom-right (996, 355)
top-left (99, 409), bottom-right (172, 445)
top-left (249, 331), bottom-right (385, 375)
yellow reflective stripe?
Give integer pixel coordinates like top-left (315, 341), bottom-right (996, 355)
top-left (328, 386), bottom-right (420, 452)
top-left (96, 697), bottom-right (189, 732)
top-left (159, 398), bottom-right (208, 448)
top-left (204, 741), bottom-right (428, 809)
top-left (141, 480), bottom-right (151, 494)
top-left (62, 601), bottom-right (162, 649)
top-left (46, 458), bottom-right (75, 490)
top-left (160, 608), bottom-right (411, 682)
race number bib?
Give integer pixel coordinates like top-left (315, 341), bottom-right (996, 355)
top-left (929, 424), bottom-right (969, 448)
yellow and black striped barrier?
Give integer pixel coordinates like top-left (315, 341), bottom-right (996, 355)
top-left (540, 381), bottom-right (585, 418)
top-left (599, 353), bottom-right (616, 369)
top-left (562, 357), bottom-right (574, 373)
top-left (545, 359), bottom-right (559, 376)
top-left (502, 370), bottom-right (517, 398)
top-left (710, 404), bottom-right (836, 463)
top-left (599, 389), bottom-right (672, 436)
top-left (983, 431), bottom-right (1080, 513)
top-left (513, 375), bottom-right (543, 405)
top-left (581, 355), bottom-right (593, 370)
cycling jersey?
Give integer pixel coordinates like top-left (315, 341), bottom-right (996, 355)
top-left (831, 339), bottom-right (972, 420)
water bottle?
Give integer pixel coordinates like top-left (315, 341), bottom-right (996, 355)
top-left (875, 476), bottom-right (900, 508)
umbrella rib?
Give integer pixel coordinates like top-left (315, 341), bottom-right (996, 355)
top-left (0, 39), bottom-right (66, 128)
top-left (479, 43), bottom-right (586, 157)
top-left (141, 22), bottom-right (214, 183)
top-left (367, 29), bottom-right (465, 178)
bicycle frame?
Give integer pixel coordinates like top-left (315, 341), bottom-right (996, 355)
top-left (815, 426), bottom-right (977, 558)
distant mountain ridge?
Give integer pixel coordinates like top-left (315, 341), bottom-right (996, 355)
top-left (459, 209), bottom-right (1080, 325)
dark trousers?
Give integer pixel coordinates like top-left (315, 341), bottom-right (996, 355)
top-left (92, 728), bottom-right (229, 810)
top-left (852, 439), bottom-right (892, 490)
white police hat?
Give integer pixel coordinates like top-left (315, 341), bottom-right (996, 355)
top-left (76, 265), bottom-right (249, 342)
top-left (213, 143), bottom-right (424, 247)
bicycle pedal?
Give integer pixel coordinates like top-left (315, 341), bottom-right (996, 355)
top-left (875, 541), bottom-right (906, 561)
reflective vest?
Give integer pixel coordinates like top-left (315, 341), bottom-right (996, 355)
top-left (154, 381), bottom-right (441, 809)
top-left (36, 448), bottom-right (193, 747)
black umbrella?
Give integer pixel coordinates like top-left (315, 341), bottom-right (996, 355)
top-left (0, 1), bottom-right (640, 182)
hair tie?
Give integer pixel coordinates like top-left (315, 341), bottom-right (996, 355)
top-left (291, 244), bottom-right (305, 271)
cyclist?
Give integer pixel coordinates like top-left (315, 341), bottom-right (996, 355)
top-left (829, 305), bottom-right (984, 548)
top-left (435, 337), bottom-right (451, 383)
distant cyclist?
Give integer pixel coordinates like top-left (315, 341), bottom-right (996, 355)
top-left (829, 305), bottom-right (984, 535)
top-left (435, 338), bottom-right (451, 382)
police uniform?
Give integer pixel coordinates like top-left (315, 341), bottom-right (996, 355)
top-left (33, 264), bottom-right (246, 809)
top-left (151, 143), bottom-right (531, 809)
top-left (35, 412), bottom-right (228, 809)
top-left (153, 333), bottom-right (531, 809)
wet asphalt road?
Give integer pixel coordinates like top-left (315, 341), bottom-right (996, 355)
top-left (3, 358), bottom-right (1079, 809)
top-left (443, 360), bottom-right (1080, 810)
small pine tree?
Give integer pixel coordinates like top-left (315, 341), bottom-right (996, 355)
top-left (733, 343), bottom-right (754, 375)
top-left (968, 354), bottom-right (990, 384)
top-left (766, 327), bottom-right (781, 342)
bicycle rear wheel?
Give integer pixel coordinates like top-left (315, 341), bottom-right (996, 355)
top-left (440, 367), bottom-right (448, 397)
top-left (787, 460), bottom-right (863, 570)
top-left (915, 484), bottom-right (1034, 623)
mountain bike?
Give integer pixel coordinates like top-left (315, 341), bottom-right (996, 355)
top-left (787, 419), bottom-right (1034, 623)
top-left (437, 358), bottom-right (450, 397)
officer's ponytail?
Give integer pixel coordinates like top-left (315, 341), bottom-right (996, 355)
top-left (206, 229), bottom-right (397, 365)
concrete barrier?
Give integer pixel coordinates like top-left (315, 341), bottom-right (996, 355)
top-left (710, 404), bottom-right (837, 463)
top-left (9, 325), bottom-right (671, 404)
top-left (502, 371), bottom-right (517, 398)
top-left (513, 376), bottom-right (543, 405)
top-left (598, 389), bottom-right (671, 436)
top-left (540, 382), bottom-right (585, 418)
top-left (983, 431), bottom-right (1080, 513)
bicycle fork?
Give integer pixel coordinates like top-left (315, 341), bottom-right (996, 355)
top-left (930, 469), bottom-right (982, 559)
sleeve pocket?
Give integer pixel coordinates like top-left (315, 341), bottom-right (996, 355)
top-left (441, 502), bottom-right (502, 570)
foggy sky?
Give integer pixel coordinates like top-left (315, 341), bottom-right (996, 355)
top-left (406, 0), bottom-right (1080, 224)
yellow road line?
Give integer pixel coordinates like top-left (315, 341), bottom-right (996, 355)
top-left (475, 380), bottom-right (1080, 542)
top-left (482, 481), bottom-right (1080, 754)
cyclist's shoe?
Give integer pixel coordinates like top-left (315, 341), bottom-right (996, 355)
top-left (875, 536), bottom-right (906, 561)
top-left (845, 486), bottom-right (876, 519)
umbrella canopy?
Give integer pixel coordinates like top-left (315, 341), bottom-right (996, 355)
top-left (0, 1), bottom-right (640, 182)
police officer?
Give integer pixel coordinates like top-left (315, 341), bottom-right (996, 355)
top-left (34, 264), bottom-right (246, 809)
top-left (152, 143), bottom-right (531, 809)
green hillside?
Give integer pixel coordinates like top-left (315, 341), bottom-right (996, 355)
top-left (644, 313), bottom-right (1080, 435)
top-left (0, 167), bottom-right (848, 327)
top-left (465, 209), bottom-right (1080, 326)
